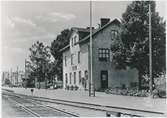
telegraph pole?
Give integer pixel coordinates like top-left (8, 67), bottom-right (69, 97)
top-left (25, 59), bottom-right (27, 88)
top-left (89, 0), bottom-right (95, 97)
top-left (17, 66), bottom-right (19, 86)
top-left (149, 3), bottom-right (153, 95)
top-left (10, 68), bottom-right (12, 85)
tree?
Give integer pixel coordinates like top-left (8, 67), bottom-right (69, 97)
top-left (29, 41), bottom-right (51, 88)
top-left (50, 29), bottom-right (70, 81)
top-left (5, 78), bottom-right (11, 85)
top-left (112, 1), bottom-right (166, 89)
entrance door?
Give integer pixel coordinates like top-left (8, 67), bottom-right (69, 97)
top-left (101, 70), bottom-right (108, 89)
top-left (84, 70), bottom-right (88, 90)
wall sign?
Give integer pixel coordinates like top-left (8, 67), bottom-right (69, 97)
top-left (72, 66), bottom-right (77, 71)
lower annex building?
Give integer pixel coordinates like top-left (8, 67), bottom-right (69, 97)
top-left (60, 18), bottom-right (138, 91)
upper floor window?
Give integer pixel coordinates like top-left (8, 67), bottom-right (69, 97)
top-left (78, 51), bottom-right (80, 64)
top-left (71, 35), bottom-right (77, 46)
top-left (71, 38), bottom-right (74, 47)
top-left (111, 30), bottom-right (118, 40)
top-left (74, 36), bottom-right (77, 45)
top-left (79, 71), bottom-right (82, 84)
top-left (65, 56), bottom-right (67, 66)
top-left (84, 70), bottom-right (88, 80)
top-left (98, 48), bottom-right (110, 62)
top-left (71, 54), bottom-right (74, 65)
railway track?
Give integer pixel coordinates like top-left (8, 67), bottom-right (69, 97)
top-left (3, 90), bottom-right (166, 117)
top-left (22, 94), bottom-right (166, 117)
top-left (3, 92), bottom-right (78, 117)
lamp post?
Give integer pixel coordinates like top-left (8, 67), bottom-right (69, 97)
top-left (89, 0), bottom-right (95, 97)
top-left (149, 3), bottom-right (153, 96)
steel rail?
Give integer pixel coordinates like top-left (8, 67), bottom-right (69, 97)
top-left (2, 90), bottom-right (166, 117)
top-left (22, 94), bottom-right (165, 117)
top-left (2, 94), bottom-right (41, 117)
top-left (3, 92), bottom-right (79, 117)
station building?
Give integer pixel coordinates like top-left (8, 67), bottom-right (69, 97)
top-left (60, 18), bottom-right (138, 91)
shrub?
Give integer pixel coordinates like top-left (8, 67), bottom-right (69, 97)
top-left (66, 85), bottom-right (69, 90)
top-left (74, 85), bottom-right (79, 90)
top-left (71, 85), bottom-right (74, 90)
top-left (105, 88), bottom-right (149, 97)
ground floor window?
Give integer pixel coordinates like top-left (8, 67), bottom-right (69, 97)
top-left (79, 71), bottom-right (81, 84)
top-left (84, 70), bottom-right (88, 89)
top-left (74, 72), bottom-right (76, 84)
top-left (70, 73), bottom-right (72, 84)
top-left (65, 73), bottom-right (68, 85)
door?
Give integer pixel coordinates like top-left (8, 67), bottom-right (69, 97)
top-left (84, 70), bottom-right (88, 90)
top-left (101, 70), bottom-right (108, 89)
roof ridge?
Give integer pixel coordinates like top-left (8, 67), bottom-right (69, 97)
top-left (59, 18), bottom-right (121, 52)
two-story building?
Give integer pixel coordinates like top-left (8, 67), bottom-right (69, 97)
top-left (60, 18), bottom-right (138, 91)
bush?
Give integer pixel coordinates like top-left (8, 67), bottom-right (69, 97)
top-left (105, 88), bottom-right (149, 97)
top-left (66, 85), bottom-right (69, 90)
top-left (74, 85), bottom-right (79, 90)
top-left (153, 74), bottom-right (166, 98)
top-left (71, 85), bottom-right (74, 90)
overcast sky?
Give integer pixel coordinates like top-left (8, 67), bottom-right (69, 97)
top-left (1, 1), bottom-right (166, 71)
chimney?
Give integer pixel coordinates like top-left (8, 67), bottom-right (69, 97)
top-left (100, 18), bottom-right (110, 27)
top-left (86, 27), bottom-right (94, 30)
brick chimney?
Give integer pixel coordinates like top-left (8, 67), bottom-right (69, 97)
top-left (86, 27), bottom-right (94, 30)
top-left (100, 18), bottom-right (110, 27)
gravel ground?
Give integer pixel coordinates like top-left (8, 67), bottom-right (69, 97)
top-left (2, 95), bottom-right (33, 117)
top-left (3, 87), bottom-right (167, 115)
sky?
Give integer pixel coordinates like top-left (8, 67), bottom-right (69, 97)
top-left (0, 1), bottom-right (166, 71)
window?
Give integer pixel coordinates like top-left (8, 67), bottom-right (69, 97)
top-left (65, 73), bottom-right (68, 84)
top-left (70, 73), bottom-right (72, 84)
top-left (65, 56), bottom-right (67, 66)
top-left (85, 70), bottom-right (88, 80)
top-left (98, 48), bottom-right (110, 61)
top-left (74, 36), bottom-right (77, 45)
top-left (79, 71), bottom-right (81, 84)
top-left (111, 30), bottom-right (118, 40)
top-left (78, 51), bottom-right (80, 63)
top-left (84, 70), bottom-right (88, 89)
top-left (74, 72), bottom-right (76, 85)
top-left (71, 54), bottom-right (74, 65)
top-left (71, 38), bottom-right (73, 47)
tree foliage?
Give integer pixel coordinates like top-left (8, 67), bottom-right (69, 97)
top-left (112, 1), bottom-right (166, 88)
top-left (29, 41), bottom-right (51, 82)
top-left (50, 29), bottom-right (70, 80)
top-left (5, 78), bottom-right (11, 85)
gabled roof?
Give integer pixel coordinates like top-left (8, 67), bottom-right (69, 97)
top-left (59, 18), bottom-right (121, 52)
top-left (77, 19), bottom-right (121, 44)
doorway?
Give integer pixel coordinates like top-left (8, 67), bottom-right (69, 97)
top-left (101, 70), bottom-right (108, 89)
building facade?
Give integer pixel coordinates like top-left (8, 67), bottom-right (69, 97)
top-left (61, 18), bottom-right (138, 91)
top-left (2, 70), bottom-right (24, 86)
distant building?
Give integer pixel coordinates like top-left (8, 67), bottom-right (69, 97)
top-left (60, 18), bottom-right (138, 91)
top-left (2, 72), bottom-right (10, 85)
top-left (2, 70), bottom-right (25, 86)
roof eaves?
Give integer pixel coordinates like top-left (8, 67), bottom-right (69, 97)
top-left (59, 45), bottom-right (70, 52)
top-left (77, 18), bottom-right (121, 44)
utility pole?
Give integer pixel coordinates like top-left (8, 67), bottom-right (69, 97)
top-left (89, 0), bottom-right (95, 97)
top-left (10, 68), bottom-right (12, 85)
top-left (25, 59), bottom-right (27, 88)
top-left (149, 3), bottom-right (153, 95)
top-left (17, 66), bottom-right (19, 86)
